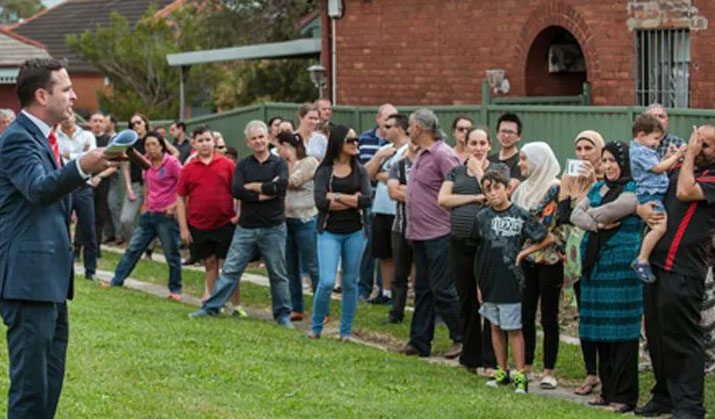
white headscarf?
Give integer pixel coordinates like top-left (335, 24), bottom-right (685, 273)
top-left (512, 142), bottom-right (561, 211)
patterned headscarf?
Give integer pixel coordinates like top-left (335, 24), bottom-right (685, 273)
top-left (602, 140), bottom-right (632, 189)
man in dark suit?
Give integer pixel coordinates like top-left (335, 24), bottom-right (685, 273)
top-left (0, 58), bottom-right (116, 418)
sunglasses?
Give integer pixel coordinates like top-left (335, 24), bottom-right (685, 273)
top-left (344, 137), bottom-right (359, 145)
top-left (455, 126), bottom-right (471, 133)
top-left (216, 145), bottom-right (226, 150)
top-left (130, 120), bottom-right (143, 126)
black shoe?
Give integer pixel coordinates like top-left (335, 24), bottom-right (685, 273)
top-left (367, 294), bottom-right (391, 305)
top-left (383, 316), bottom-right (402, 324)
top-left (634, 399), bottom-right (672, 417)
top-left (332, 286), bottom-right (342, 294)
top-left (85, 274), bottom-right (95, 282)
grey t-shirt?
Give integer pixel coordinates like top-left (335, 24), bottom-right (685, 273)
top-left (446, 162), bottom-right (509, 239)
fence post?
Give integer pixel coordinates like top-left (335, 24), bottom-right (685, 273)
top-left (481, 80), bottom-right (490, 125)
top-left (582, 82), bottom-right (591, 106)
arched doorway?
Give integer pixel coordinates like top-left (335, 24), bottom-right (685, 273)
top-left (525, 26), bottom-right (586, 96)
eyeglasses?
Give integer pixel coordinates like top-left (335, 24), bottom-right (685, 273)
top-left (344, 137), bottom-right (359, 145)
top-left (130, 120), bottom-right (143, 126)
top-left (498, 129), bottom-right (518, 136)
top-left (455, 126), bottom-right (471, 133)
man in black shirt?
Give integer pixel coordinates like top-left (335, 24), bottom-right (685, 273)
top-left (170, 121), bottom-right (192, 164)
top-left (87, 112), bottom-right (116, 252)
top-left (190, 120), bottom-right (293, 328)
top-left (636, 125), bottom-right (715, 419)
top-left (488, 112), bottom-right (524, 192)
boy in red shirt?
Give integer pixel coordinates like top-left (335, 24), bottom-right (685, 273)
top-left (176, 126), bottom-right (242, 312)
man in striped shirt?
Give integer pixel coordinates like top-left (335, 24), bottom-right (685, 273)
top-left (357, 103), bottom-right (397, 301)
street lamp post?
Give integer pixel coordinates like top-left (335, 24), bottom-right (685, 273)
top-left (307, 64), bottom-right (327, 99)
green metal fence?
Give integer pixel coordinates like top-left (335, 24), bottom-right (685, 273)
top-left (147, 102), bottom-right (714, 168)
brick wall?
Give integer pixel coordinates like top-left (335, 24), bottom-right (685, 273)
top-left (329, 0), bottom-right (715, 108)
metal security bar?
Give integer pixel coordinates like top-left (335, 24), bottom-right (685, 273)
top-left (635, 29), bottom-right (690, 108)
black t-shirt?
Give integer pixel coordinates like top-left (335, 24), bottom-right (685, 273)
top-left (471, 203), bottom-right (547, 303)
top-left (174, 139), bottom-right (192, 164)
top-left (651, 164), bottom-right (715, 278)
top-left (488, 152), bottom-right (523, 181)
top-left (129, 137), bottom-right (146, 184)
top-left (326, 170), bottom-right (363, 234)
top-left (95, 133), bottom-right (110, 148)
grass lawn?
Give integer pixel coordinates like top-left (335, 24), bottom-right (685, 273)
top-left (95, 250), bottom-right (715, 413)
top-left (0, 279), bottom-right (619, 418)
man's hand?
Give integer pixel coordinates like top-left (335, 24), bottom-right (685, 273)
top-left (89, 176), bottom-right (102, 188)
top-left (686, 127), bottom-right (703, 159)
top-left (79, 148), bottom-right (117, 175)
top-left (376, 145), bottom-right (396, 160)
top-left (637, 202), bottom-right (666, 229)
top-left (230, 213), bottom-right (240, 224)
top-left (244, 182), bottom-right (262, 193)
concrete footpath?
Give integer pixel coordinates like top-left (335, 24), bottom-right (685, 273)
top-left (89, 247), bottom-right (610, 409)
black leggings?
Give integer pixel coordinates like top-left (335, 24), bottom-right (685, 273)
top-left (574, 280), bottom-right (598, 376)
top-left (521, 260), bottom-right (563, 369)
top-left (449, 237), bottom-right (495, 368)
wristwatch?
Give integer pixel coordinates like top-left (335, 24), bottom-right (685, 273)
top-left (334, 193), bottom-right (342, 202)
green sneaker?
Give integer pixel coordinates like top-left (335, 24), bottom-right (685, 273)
top-left (513, 370), bottom-right (529, 394)
top-left (485, 367), bottom-right (511, 387)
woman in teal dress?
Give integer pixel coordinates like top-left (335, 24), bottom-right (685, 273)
top-left (570, 141), bottom-right (643, 413)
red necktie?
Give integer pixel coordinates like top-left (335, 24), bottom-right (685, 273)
top-left (47, 131), bottom-right (61, 166)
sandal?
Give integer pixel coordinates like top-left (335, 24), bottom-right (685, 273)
top-left (607, 402), bottom-right (634, 413)
top-left (574, 378), bottom-right (600, 395)
top-left (631, 259), bottom-right (656, 283)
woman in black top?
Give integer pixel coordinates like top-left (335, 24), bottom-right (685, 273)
top-left (438, 127), bottom-right (507, 375)
top-left (310, 125), bottom-right (372, 340)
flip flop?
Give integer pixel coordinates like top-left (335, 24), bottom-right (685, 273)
top-left (574, 379), bottom-right (600, 395)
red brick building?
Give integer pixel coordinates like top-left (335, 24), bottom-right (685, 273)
top-left (320, 0), bottom-right (715, 108)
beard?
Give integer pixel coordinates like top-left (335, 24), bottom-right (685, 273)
top-left (695, 153), bottom-right (715, 167)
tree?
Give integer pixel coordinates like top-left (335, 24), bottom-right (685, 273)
top-left (0, 0), bottom-right (43, 24)
top-left (67, 0), bottom-right (320, 118)
top-left (67, 8), bottom-right (201, 119)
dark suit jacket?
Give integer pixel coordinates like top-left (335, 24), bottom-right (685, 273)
top-left (0, 112), bottom-right (88, 303)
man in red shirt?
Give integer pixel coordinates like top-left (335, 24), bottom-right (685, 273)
top-left (176, 126), bottom-right (239, 303)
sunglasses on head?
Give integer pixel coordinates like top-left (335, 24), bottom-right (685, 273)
top-left (344, 137), bottom-right (359, 145)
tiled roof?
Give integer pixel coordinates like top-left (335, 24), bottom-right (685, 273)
top-left (0, 28), bottom-right (51, 67)
top-left (12, 0), bottom-right (176, 73)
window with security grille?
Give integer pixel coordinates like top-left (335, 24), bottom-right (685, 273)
top-left (634, 29), bottom-right (690, 108)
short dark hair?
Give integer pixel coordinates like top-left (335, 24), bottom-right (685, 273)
top-left (451, 115), bottom-right (474, 131)
top-left (277, 131), bottom-right (307, 159)
top-left (107, 114), bottom-right (118, 129)
top-left (481, 169), bottom-right (509, 189)
top-left (174, 121), bottom-right (186, 132)
top-left (298, 103), bottom-right (317, 118)
top-left (16, 58), bottom-right (67, 108)
top-left (632, 113), bottom-right (664, 137)
top-left (267, 116), bottom-right (283, 127)
top-left (192, 125), bottom-right (212, 138)
top-left (225, 146), bottom-right (238, 159)
top-left (496, 112), bottom-right (522, 135)
top-left (387, 113), bottom-right (408, 132)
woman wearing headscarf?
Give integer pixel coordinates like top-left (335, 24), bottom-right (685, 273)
top-left (512, 141), bottom-right (563, 389)
top-left (570, 141), bottom-right (642, 413)
top-left (557, 130), bottom-right (606, 395)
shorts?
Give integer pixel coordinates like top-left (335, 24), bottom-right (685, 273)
top-left (371, 213), bottom-right (395, 259)
top-left (189, 222), bottom-right (236, 260)
top-left (479, 302), bottom-right (522, 331)
top-left (637, 192), bottom-right (666, 209)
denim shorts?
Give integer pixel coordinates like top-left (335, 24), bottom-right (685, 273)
top-left (479, 302), bottom-right (522, 331)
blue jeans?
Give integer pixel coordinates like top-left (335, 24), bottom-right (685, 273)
top-left (311, 230), bottom-right (365, 337)
top-left (286, 217), bottom-right (319, 313)
top-left (202, 224), bottom-right (291, 322)
top-left (111, 212), bottom-right (182, 293)
top-left (72, 187), bottom-right (97, 276)
top-left (358, 209), bottom-right (382, 299)
top-left (409, 234), bottom-right (462, 356)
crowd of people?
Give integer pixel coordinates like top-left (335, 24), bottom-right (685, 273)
top-left (3, 92), bottom-right (715, 416)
